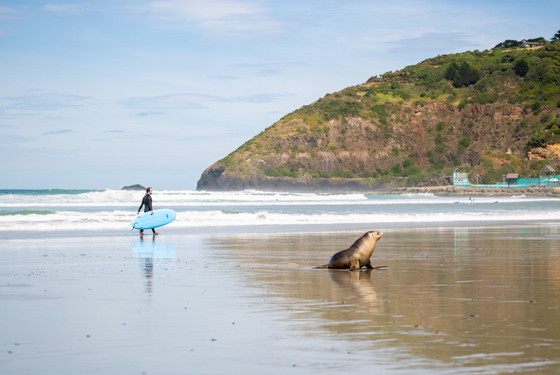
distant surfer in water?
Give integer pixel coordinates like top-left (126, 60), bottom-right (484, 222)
top-left (137, 187), bottom-right (158, 236)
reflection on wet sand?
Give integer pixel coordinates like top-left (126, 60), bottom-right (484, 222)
top-left (132, 236), bottom-right (176, 293)
top-left (328, 269), bottom-right (379, 307)
top-left (207, 225), bottom-right (560, 373)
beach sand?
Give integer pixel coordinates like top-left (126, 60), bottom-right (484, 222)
top-left (1, 224), bottom-right (559, 374)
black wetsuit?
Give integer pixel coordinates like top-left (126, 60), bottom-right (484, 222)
top-left (138, 194), bottom-right (153, 213)
top-left (137, 194), bottom-right (155, 233)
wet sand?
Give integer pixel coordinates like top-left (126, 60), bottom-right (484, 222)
top-left (1, 224), bottom-right (559, 374)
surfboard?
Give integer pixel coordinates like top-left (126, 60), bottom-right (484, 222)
top-left (132, 209), bottom-right (176, 230)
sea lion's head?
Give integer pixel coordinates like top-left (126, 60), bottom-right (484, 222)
top-left (366, 230), bottom-right (383, 241)
top-left (355, 231), bottom-right (383, 250)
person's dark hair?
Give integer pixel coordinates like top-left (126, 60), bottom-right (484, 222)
top-left (146, 187), bottom-right (152, 193)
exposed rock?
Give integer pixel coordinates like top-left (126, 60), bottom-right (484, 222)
top-left (121, 184), bottom-right (146, 191)
top-left (196, 170), bottom-right (386, 193)
top-left (528, 144), bottom-right (560, 161)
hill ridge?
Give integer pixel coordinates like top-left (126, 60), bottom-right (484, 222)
top-left (197, 42), bottom-right (560, 192)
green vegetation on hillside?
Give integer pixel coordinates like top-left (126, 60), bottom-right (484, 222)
top-left (208, 36), bottom-right (560, 189)
top-left (388, 42), bottom-right (560, 108)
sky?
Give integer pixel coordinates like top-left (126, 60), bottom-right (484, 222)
top-left (1, 0), bottom-right (559, 190)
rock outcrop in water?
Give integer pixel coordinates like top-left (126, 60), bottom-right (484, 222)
top-left (121, 184), bottom-right (146, 191)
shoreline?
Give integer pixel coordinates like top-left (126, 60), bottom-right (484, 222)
top-left (3, 186), bottom-right (560, 197)
top-left (2, 219), bottom-right (560, 241)
top-left (194, 185), bottom-right (560, 197)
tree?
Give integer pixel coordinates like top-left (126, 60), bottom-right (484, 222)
top-left (444, 62), bottom-right (458, 81)
top-left (553, 30), bottom-right (560, 42)
top-left (513, 58), bottom-right (529, 77)
top-left (495, 39), bottom-right (522, 49)
top-left (445, 61), bottom-right (480, 87)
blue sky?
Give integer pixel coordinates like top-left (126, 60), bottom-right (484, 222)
top-left (1, 0), bottom-right (559, 189)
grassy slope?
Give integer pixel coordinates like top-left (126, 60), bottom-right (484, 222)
top-left (209, 43), bottom-right (560, 188)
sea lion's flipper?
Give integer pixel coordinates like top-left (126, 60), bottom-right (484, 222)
top-left (349, 259), bottom-right (361, 270)
top-left (371, 265), bottom-right (388, 270)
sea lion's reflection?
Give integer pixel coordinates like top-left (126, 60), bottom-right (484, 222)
top-left (328, 269), bottom-right (379, 309)
top-left (132, 237), bottom-right (176, 293)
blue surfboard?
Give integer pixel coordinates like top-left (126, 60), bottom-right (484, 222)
top-left (132, 209), bottom-right (176, 230)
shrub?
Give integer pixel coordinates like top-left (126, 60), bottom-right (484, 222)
top-left (445, 61), bottom-right (480, 87)
top-left (514, 58), bottom-right (529, 77)
top-left (459, 135), bottom-right (471, 148)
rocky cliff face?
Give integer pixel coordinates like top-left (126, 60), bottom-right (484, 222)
top-left (197, 44), bottom-right (560, 192)
top-left (197, 166), bottom-right (382, 192)
top-left (197, 103), bottom-right (536, 192)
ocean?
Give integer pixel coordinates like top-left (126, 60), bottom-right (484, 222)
top-left (1, 189), bottom-right (559, 235)
top-left (2, 189), bottom-right (560, 374)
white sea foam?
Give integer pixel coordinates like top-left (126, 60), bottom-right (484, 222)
top-left (1, 189), bottom-right (559, 232)
top-left (1, 189), bottom-right (557, 207)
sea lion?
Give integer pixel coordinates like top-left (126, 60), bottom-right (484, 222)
top-left (323, 231), bottom-right (384, 270)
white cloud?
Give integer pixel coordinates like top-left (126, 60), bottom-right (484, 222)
top-left (135, 111), bottom-right (164, 117)
top-left (121, 91), bottom-right (288, 111)
top-left (1, 93), bottom-right (92, 112)
top-left (0, 4), bottom-right (19, 18)
top-left (0, 133), bottom-right (30, 145)
top-left (231, 62), bottom-right (309, 77)
top-left (42, 129), bottom-right (73, 135)
top-left (121, 93), bottom-right (217, 110)
top-left (232, 93), bottom-right (290, 103)
top-left (144, 0), bottom-right (263, 20)
top-left (43, 3), bottom-right (90, 15)
top-left (0, 3), bottom-right (18, 35)
top-left (388, 32), bottom-right (478, 54)
top-left (135, 0), bottom-right (284, 38)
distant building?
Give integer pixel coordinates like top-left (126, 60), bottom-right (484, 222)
top-left (453, 169), bottom-right (469, 186)
top-left (506, 173), bottom-right (519, 186)
top-left (540, 165), bottom-right (558, 187)
top-left (540, 165), bottom-right (556, 177)
top-left (452, 167), bottom-right (559, 189)
top-left (521, 39), bottom-right (544, 48)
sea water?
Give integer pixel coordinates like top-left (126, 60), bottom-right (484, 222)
top-left (1, 189), bottom-right (559, 234)
top-left (1, 190), bottom-right (560, 374)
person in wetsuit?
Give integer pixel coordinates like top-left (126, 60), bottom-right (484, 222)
top-left (137, 187), bottom-right (158, 235)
